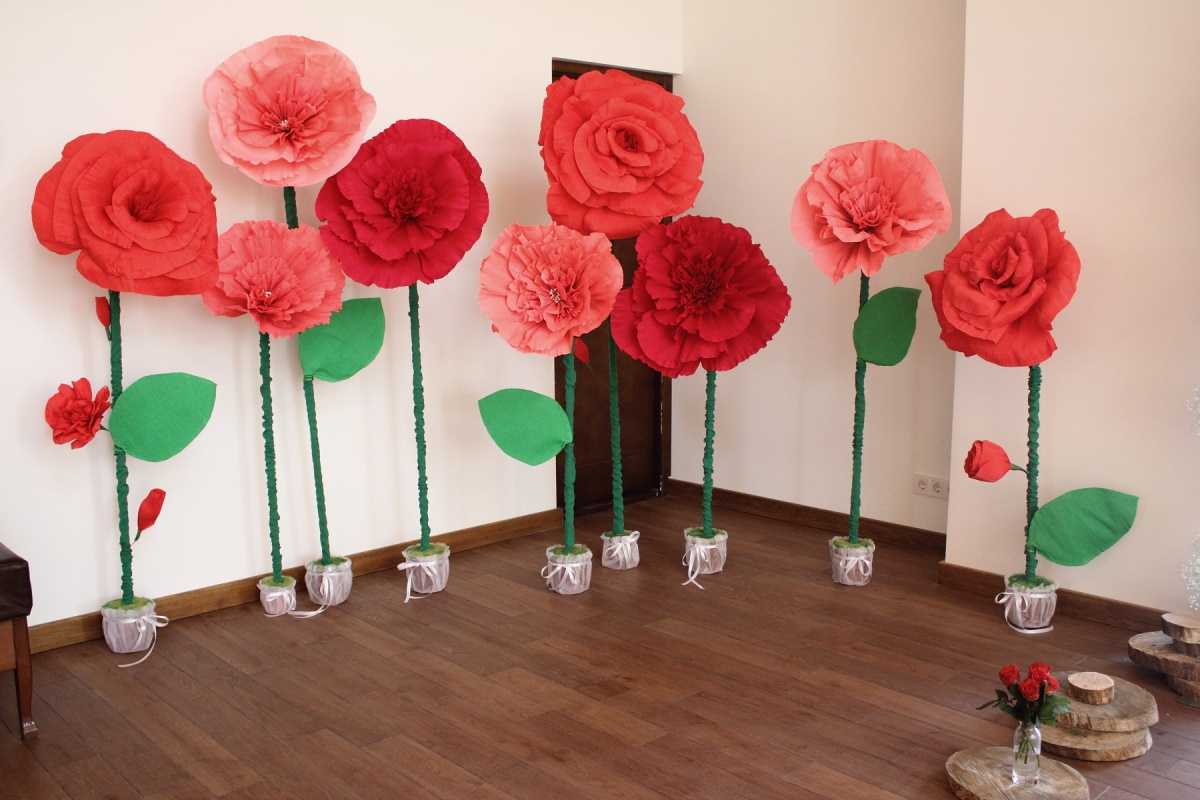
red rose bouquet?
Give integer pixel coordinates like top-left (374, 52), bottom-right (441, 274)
top-left (978, 662), bottom-right (1069, 784)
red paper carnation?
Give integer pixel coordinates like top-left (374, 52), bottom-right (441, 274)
top-left (317, 119), bottom-right (489, 288)
top-left (32, 131), bottom-right (218, 296)
top-left (45, 378), bottom-right (110, 449)
top-left (539, 69), bottom-right (704, 239)
top-left (611, 216), bottom-right (791, 377)
top-left (203, 220), bottom-right (345, 337)
top-left (926, 209), bottom-right (1080, 367)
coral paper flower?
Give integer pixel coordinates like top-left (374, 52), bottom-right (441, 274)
top-left (203, 35), bottom-right (376, 187)
top-left (539, 69), bottom-right (704, 239)
top-left (964, 440), bottom-right (1012, 482)
top-left (926, 209), bottom-right (1081, 367)
top-left (611, 216), bottom-right (791, 377)
top-left (45, 378), bottom-right (111, 449)
top-left (478, 223), bottom-right (622, 356)
top-left (203, 221), bottom-right (345, 337)
top-left (317, 119), bottom-right (489, 288)
top-left (32, 131), bottom-right (218, 296)
top-left (790, 140), bottom-right (951, 282)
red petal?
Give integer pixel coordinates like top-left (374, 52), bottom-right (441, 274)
top-left (136, 488), bottom-right (166, 536)
top-left (573, 338), bottom-right (590, 364)
top-left (94, 296), bottom-right (110, 328)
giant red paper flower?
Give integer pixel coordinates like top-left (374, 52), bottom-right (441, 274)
top-left (926, 209), bottom-right (1080, 367)
top-left (203, 221), bottom-right (345, 337)
top-left (539, 69), bottom-right (704, 239)
top-left (45, 378), bottom-right (110, 449)
top-left (611, 216), bottom-right (791, 377)
top-left (317, 119), bottom-right (489, 288)
top-left (32, 131), bottom-right (218, 296)
top-left (790, 139), bottom-right (951, 282)
top-left (478, 223), bottom-right (622, 356)
top-left (203, 35), bottom-right (376, 187)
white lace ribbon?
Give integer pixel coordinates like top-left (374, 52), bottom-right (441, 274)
top-left (116, 614), bottom-right (169, 669)
top-left (541, 561), bottom-right (588, 593)
top-left (837, 553), bottom-right (873, 583)
top-left (397, 560), bottom-right (440, 603)
top-left (602, 532), bottom-right (640, 569)
top-left (995, 590), bottom-right (1055, 634)
top-left (682, 540), bottom-right (722, 590)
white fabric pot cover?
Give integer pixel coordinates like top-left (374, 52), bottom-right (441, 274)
top-left (398, 545), bottom-right (450, 603)
top-left (830, 538), bottom-right (875, 586)
top-left (542, 546), bottom-right (593, 595)
top-left (996, 579), bottom-right (1058, 634)
top-left (259, 576), bottom-right (297, 617)
top-left (305, 557), bottom-right (353, 607)
top-left (101, 600), bottom-right (165, 657)
top-left (601, 531), bottom-right (640, 570)
top-left (682, 528), bottom-right (728, 589)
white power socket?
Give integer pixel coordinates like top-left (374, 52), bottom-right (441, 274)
top-left (914, 473), bottom-right (949, 500)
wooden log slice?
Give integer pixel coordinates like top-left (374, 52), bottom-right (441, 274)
top-left (1166, 676), bottom-right (1200, 707)
top-left (1129, 632), bottom-right (1200, 682)
top-left (1067, 671), bottom-right (1114, 705)
top-left (1043, 725), bottom-right (1151, 762)
top-left (1174, 639), bottom-right (1200, 658)
top-left (945, 747), bottom-right (1089, 800)
top-left (1052, 671), bottom-right (1158, 731)
top-left (1162, 612), bottom-right (1200, 644)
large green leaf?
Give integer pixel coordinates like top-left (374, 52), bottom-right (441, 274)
top-left (853, 287), bottom-right (921, 366)
top-left (1028, 488), bottom-right (1139, 566)
top-left (299, 298), bottom-right (385, 382)
top-left (109, 373), bottom-right (216, 462)
top-left (478, 389), bottom-right (572, 466)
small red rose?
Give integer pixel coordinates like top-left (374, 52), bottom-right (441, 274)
top-left (999, 664), bottom-right (1021, 686)
top-left (965, 440), bottom-right (1011, 482)
top-left (1019, 676), bottom-right (1043, 702)
top-left (45, 378), bottom-right (111, 449)
top-left (1045, 675), bottom-right (1060, 693)
top-left (1028, 662), bottom-right (1052, 681)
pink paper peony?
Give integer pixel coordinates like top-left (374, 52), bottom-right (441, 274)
top-left (203, 35), bottom-right (376, 187)
top-left (203, 220), bottom-right (344, 337)
top-left (790, 140), bottom-right (951, 282)
top-left (478, 223), bottom-right (622, 356)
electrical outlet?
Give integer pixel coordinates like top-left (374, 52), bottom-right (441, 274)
top-left (914, 473), bottom-right (949, 500)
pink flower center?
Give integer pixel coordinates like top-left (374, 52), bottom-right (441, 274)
top-left (260, 91), bottom-right (326, 143)
top-left (841, 178), bottom-right (895, 233)
top-left (377, 169), bottom-right (436, 222)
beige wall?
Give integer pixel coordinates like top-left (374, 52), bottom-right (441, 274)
top-left (946, 0), bottom-right (1200, 610)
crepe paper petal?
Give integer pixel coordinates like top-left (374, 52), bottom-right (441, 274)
top-left (109, 373), bottom-right (216, 462)
top-left (299, 297), bottom-right (386, 382)
top-left (1028, 487), bottom-right (1139, 566)
top-left (95, 296), bottom-right (110, 330)
top-left (574, 338), bottom-right (590, 365)
top-left (135, 488), bottom-right (166, 540)
top-left (478, 388), bottom-right (572, 466)
top-left (853, 286), bottom-right (921, 366)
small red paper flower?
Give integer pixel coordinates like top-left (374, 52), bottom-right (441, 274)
top-left (791, 139), bottom-right (951, 282)
top-left (999, 664), bottom-right (1020, 686)
top-left (1019, 676), bottom-right (1043, 702)
top-left (611, 216), bottom-right (791, 377)
top-left (1028, 662), bottom-right (1053, 681)
top-left (478, 223), bottom-right (622, 357)
top-left (925, 209), bottom-right (1081, 367)
top-left (203, 221), bottom-right (345, 338)
top-left (45, 378), bottom-right (111, 449)
top-left (317, 119), bottom-right (489, 288)
top-left (136, 488), bottom-right (166, 540)
top-left (964, 440), bottom-right (1011, 482)
top-left (539, 69), bottom-right (704, 239)
top-left (32, 131), bottom-right (218, 296)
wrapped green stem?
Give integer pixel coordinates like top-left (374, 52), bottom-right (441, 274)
top-left (303, 377), bottom-right (332, 564)
top-left (409, 284), bottom-right (431, 550)
top-left (702, 369), bottom-right (717, 537)
top-left (847, 273), bottom-right (869, 543)
top-left (259, 332), bottom-right (282, 583)
top-left (563, 350), bottom-right (577, 549)
top-left (608, 328), bottom-right (625, 535)
top-left (1024, 365), bottom-right (1042, 581)
top-left (109, 291), bottom-right (134, 605)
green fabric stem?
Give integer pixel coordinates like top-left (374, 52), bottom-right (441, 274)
top-left (283, 186), bottom-right (299, 229)
top-left (109, 291), bottom-right (134, 606)
top-left (303, 377), bottom-right (332, 564)
top-left (563, 351), bottom-right (577, 549)
top-left (259, 332), bottom-right (283, 583)
top-left (607, 327), bottom-right (625, 535)
top-left (1024, 365), bottom-right (1042, 581)
top-left (409, 284), bottom-right (432, 550)
top-left (847, 273), bottom-right (870, 544)
top-left (702, 369), bottom-right (717, 537)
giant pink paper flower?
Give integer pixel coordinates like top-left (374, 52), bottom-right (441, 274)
top-left (790, 140), bottom-right (951, 282)
top-left (203, 220), bottom-right (344, 337)
top-left (478, 223), bottom-right (622, 356)
top-left (203, 35), bottom-right (376, 187)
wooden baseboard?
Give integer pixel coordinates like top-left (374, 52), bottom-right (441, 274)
top-left (664, 479), bottom-right (946, 553)
top-left (29, 508), bottom-right (560, 654)
top-left (937, 561), bottom-right (1162, 633)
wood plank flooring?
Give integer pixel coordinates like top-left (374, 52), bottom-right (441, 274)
top-left (3, 494), bottom-right (1199, 799)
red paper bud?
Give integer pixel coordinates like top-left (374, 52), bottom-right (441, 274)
top-left (136, 489), bottom-right (166, 540)
top-left (964, 440), bottom-right (1011, 482)
top-left (95, 296), bottom-right (111, 329)
top-left (573, 338), bottom-right (590, 365)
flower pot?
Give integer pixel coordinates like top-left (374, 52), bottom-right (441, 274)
top-left (258, 575), bottom-right (297, 617)
top-left (398, 544), bottom-right (450, 603)
top-left (601, 531), bottom-right (640, 570)
top-left (682, 528), bottom-right (728, 589)
top-left (101, 599), bottom-right (167, 663)
top-left (997, 576), bottom-right (1058, 634)
top-left (542, 545), bottom-right (593, 595)
top-left (829, 537), bottom-right (875, 586)
top-left (305, 557), bottom-right (353, 607)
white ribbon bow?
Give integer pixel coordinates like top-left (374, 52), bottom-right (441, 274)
top-left (995, 590), bottom-right (1054, 635)
top-left (261, 584), bottom-right (299, 618)
top-left (397, 560), bottom-right (441, 603)
top-left (117, 613), bottom-right (169, 669)
top-left (603, 531), bottom-right (640, 568)
top-left (836, 553), bottom-right (873, 584)
top-left (682, 540), bottom-right (722, 590)
top-left (541, 561), bottom-right (588, 593)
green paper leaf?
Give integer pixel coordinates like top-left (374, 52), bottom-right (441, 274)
top-left (853, 286), bottom-right (921, 366)
top-left (298, 298), bottom-right (385, 382)
top-left (478, 389), bottom-right (572, 466)
top-left (1028, 487), bottom-right (1139, 566)
top-left (109, 373), bottom-right (216, 462)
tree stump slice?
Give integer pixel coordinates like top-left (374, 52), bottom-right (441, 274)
top-left (1129, 632), bottom-right (1200, 682)
top-left (1043, 725), bottom-right (1151, 762)
top-left (1173, 639), bottom-right (1200, 658)
top-left (1052, 671), bottom-right (1158, 731)
top-left (1166, 676), bottom-right (1200, 707)
top-left (1066, 672), bottom-right (1114, 705)
top-left (1162, 613), bottom-right (1200, 644)
top-left (945, 747), bottom-right (1089, 800)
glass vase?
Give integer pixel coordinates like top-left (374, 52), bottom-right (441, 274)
top-left (1012, 720), bottom-right (1042, 786)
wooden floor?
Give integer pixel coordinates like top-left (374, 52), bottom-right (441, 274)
top-left (4, 494), bottom-right (1200, 800)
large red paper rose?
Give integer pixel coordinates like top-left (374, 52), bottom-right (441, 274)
top-left (790, 139), bottom-right (951, 282)
top-left (317, 119), bottom-right (489, 288)
top-left (32, 131), bottom-right (218, 296)
top-left (539, 69), bottom-right (703, 239)
top-left (611, 216), bottom-right (791, 377)
top-left (45, 378), bottom-right (110, 449)
top-left (926, 209), bottom-right (1080, 367)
